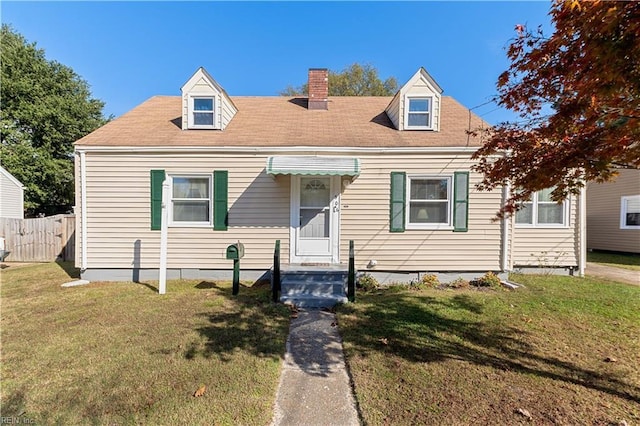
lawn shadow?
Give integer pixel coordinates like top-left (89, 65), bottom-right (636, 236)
top-left (135, 281), bottom-right (159, 292)
top-left (339, 291), bottom-right (640, 404)
top-left (183, 281), bottom-right (290, 362)
top-left (54, 260), bottom-right (80, 279)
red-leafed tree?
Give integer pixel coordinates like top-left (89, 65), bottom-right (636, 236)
top-left (472, 0), bottom-right (640, 217)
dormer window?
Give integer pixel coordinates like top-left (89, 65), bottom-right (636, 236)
top-left (189, 96), bottom-right (215, 129)
top-left (405, 97), bottom-right (432, 130)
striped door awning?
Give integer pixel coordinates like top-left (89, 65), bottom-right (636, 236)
top-left (266, 156), bottom-right (361, 176)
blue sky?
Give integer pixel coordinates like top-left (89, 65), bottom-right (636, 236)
top-left (2, 1), bottom-right (553, 124)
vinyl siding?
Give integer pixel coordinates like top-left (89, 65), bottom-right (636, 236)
top-left (587, 169), bottom-right (640, 253)
top-left (79, 150), bottom-right (581, 272)
top-left (0, 168), bottom-right (24, 219)
top-left (220, 95), bottom-right (238, 129)
top-left (81, 153), bottom-right (290, 269)
top-left (510, 199), bottom-right (579, 267)
top-left (339, 154), bottom-right (503, 271)
top-left (384, 93), bottom-right (400, 129)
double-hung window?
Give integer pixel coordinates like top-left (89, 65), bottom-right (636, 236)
top-left (407, 176), bottom-right (452, 228)
top-left (620, 195), bottom-right (640, 229)
top-left (405, 97), bottom-right (432, 130)
top-left (189, 96), bottom-right (215, 129)
top-left (170, 175), bottom-right (212, 226)
top-left (390, 172), bottom-right (468, 232)
top-left (515, 188), bottom-right (568, 227)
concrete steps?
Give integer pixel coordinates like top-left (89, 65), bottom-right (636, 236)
top-left (279, 268), bottom-right (348, 308)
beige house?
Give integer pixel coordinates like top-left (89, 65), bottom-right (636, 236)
top-left (74, 67), bottom-right (586, 283)
top-left (587, 169), bottom-right (640, 254)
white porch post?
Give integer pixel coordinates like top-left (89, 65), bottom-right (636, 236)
top-left (159, 178), bottom-right (170, 294)
top-left (578, 181), bottom-right (587, 277)
top-left (501, 182), bottom-right (511, 272)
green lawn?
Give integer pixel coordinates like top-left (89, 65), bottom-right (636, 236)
top-left (1, 262), bottom-right (290, 425)
top-left (337, 275), bottom-right (640, 425)
top-left (588, 250), bottom-right (640, 271)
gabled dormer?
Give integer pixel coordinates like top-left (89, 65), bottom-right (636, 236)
top-left (385, 67), bottom-right (443, 131)
top-left (181, 67), bottom-right (238, 130)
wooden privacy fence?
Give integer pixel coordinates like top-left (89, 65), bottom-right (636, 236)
top-left (0, 214), bottom-right (75, 262)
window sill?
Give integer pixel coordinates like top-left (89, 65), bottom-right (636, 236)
top-left (187, 126), bottom-right (218, 130)
top-left (406, 224), bottom-right (453, 231)
top-left (169, 223), bottom-right (213, 228)
top-left (514, 224), bottom-right (569, 229)
top-left (404, 126), bottom-right (434, 131)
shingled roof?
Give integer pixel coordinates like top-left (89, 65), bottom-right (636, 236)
top-left (75, 95), bottom-right (487, 148)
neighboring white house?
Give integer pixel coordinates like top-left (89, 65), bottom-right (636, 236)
top-left (0, 166), bottom-right (25, 219)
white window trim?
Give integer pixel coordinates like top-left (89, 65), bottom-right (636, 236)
top-left (406, 175), bottom-right (453, 230)
top-left (404, 96), bottom-right (433, 130)
top-left (620, 195), bottom-right (640, 229)
top-left (515, 191), bottom-right (570, 228)
top-left (168, 174), bottom-right (213, 227)
top-left (188, 95), bottom-right (216, 129)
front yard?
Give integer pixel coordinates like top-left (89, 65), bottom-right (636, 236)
top-left (0, 262), bottom-right (290, 425)
top-left (2, 263), bottom-right (639, 425)
top-left (336, 275), bottom-right (640, 425)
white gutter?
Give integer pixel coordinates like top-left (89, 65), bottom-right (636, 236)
top-left (501, 182), bottom-right (511, 272)
top-left (73, 145), bottom-right (484, 155)
top-left (579, 181), bottom-right (587, 277)
top-left (80, 151), bottom-right (88, 271)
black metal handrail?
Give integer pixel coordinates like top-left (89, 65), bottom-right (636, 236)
top-left (348, 240), bottom-right (355, 302)
top-left (272, 240), bottom-right (281, 303)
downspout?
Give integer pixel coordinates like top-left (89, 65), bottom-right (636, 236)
top-left (501, 182), bottom-right (511, 272)
top-left (80, 151), bottom-right (88, 271)
top-left (578, 181), bottom-right (587, 277)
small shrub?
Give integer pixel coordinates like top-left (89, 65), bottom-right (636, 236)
top-left (447, 277), bottom-right (470, 289)
top-left (411, 274), bottom-right (439, 290)
top-left (357, 273), bottom-right (379, 292)
top-left (421, 274), bottom-right (440, 287)
top-left (472, 271), bottom-right (502, 288)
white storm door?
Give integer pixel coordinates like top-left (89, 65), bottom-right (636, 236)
top-left (291, 176), bottom-right (340, 263)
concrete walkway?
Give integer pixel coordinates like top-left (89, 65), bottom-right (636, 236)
top-left (271, 309), bottom-right (360, 426)
top-left (586, 262), bottom-right (640, 286)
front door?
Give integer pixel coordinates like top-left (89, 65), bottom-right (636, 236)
top-left (291, 176), bottom-right (340, 263)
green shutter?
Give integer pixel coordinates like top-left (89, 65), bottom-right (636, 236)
top-left (213, 170), bottom-right (228, 231)
top-left (150, 169), bottom-right (165, 230)
top-left (453, 171), bottom-right (469, 232)
top-left (390, 172), bottom-right (406, 232)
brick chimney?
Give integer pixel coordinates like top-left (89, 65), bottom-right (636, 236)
top-left (308, 68), bottom-right (328, 110)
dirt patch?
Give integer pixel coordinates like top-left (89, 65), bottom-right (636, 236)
top-left (586, 263), bottom-right (640, 286)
